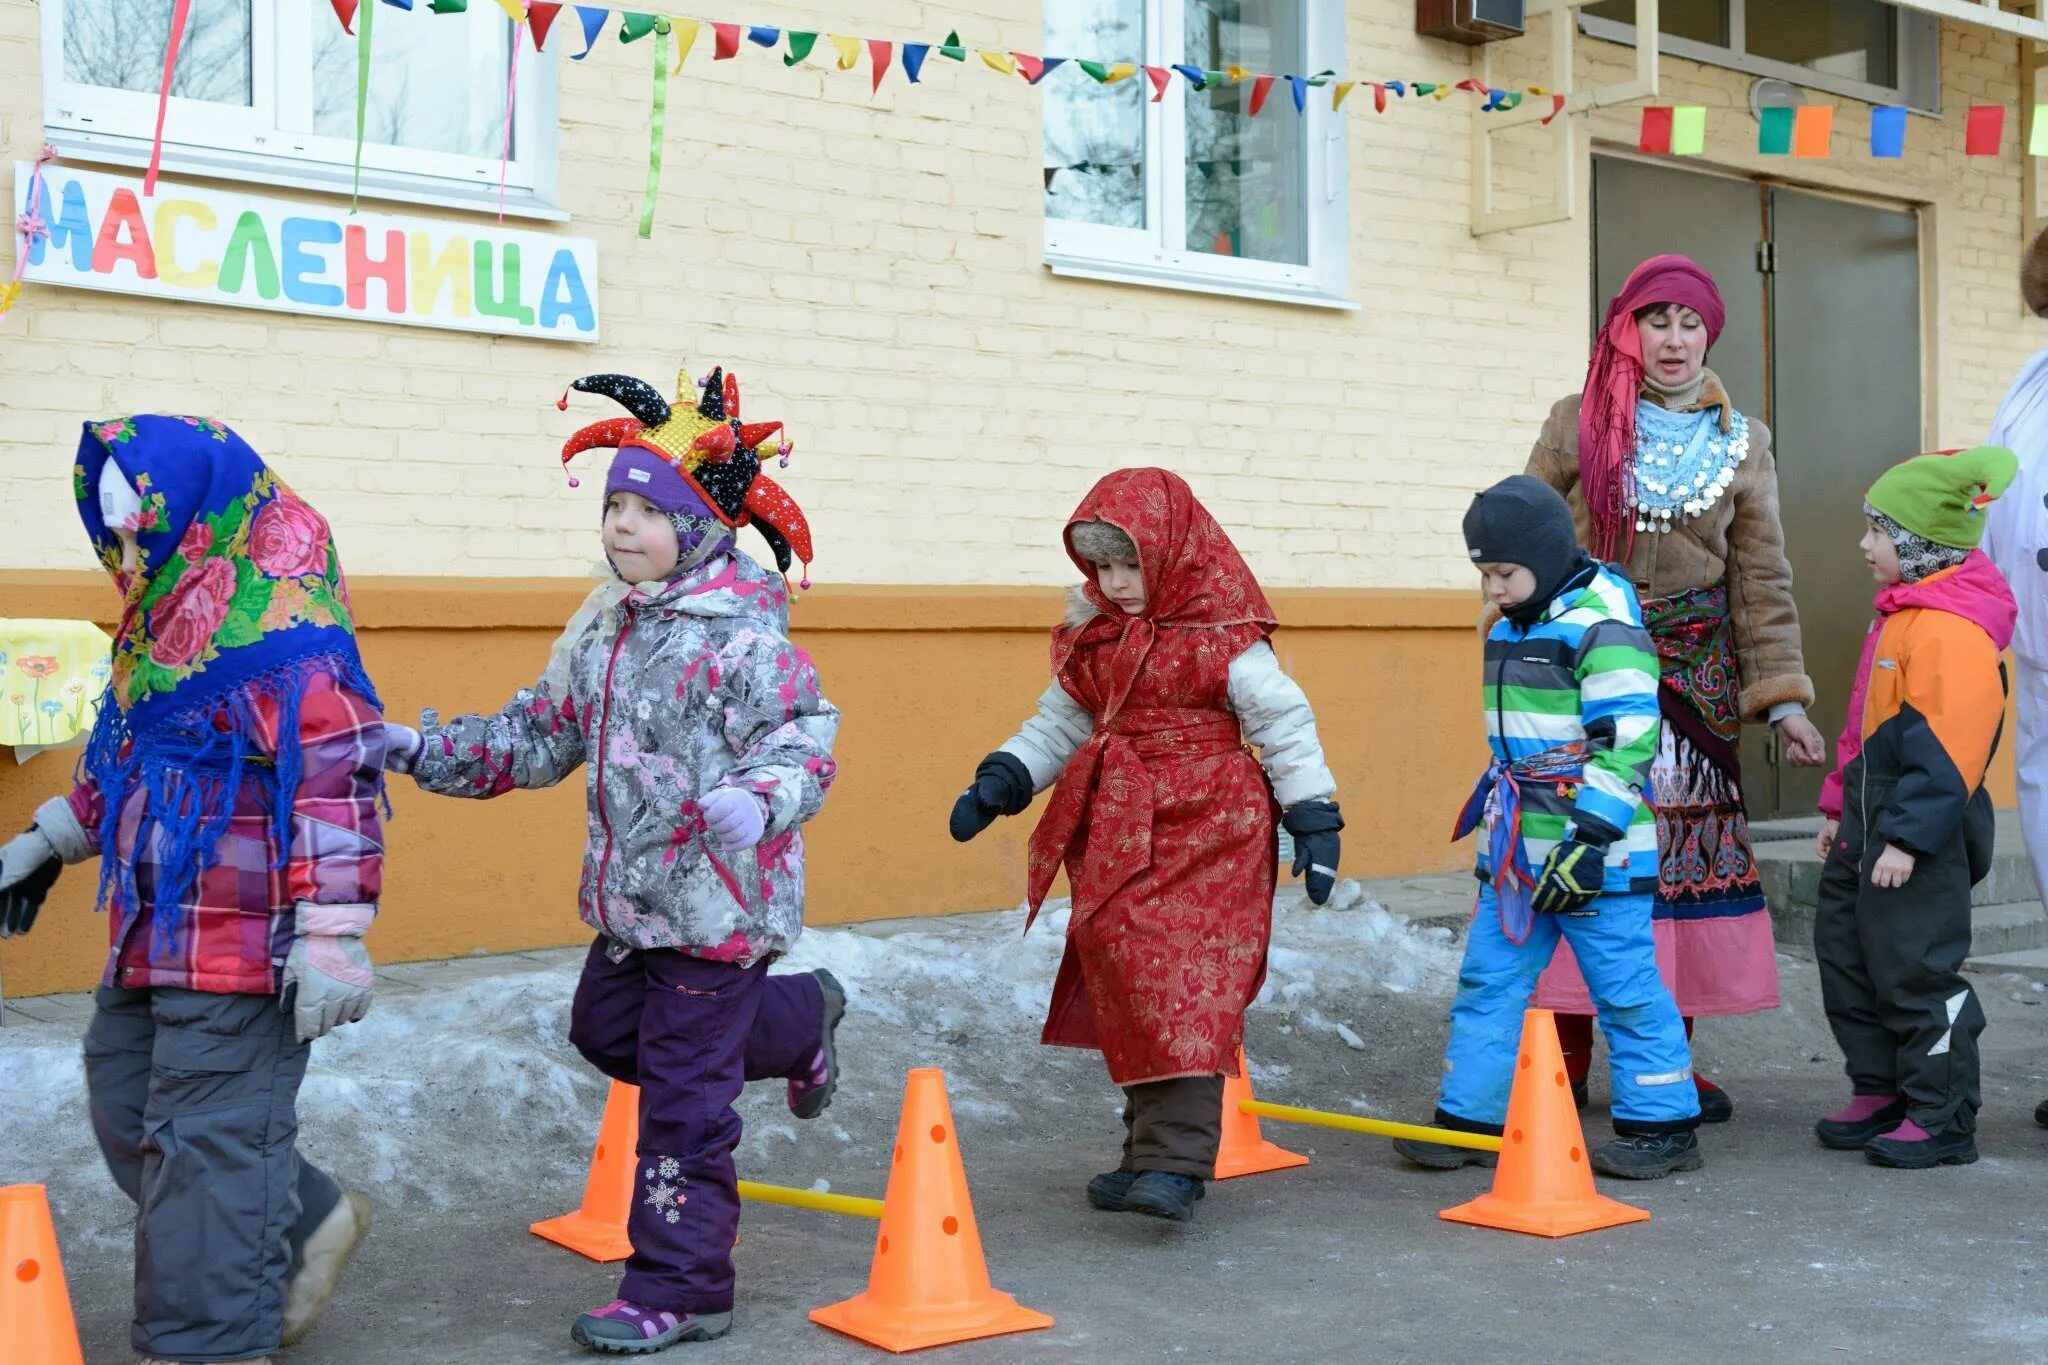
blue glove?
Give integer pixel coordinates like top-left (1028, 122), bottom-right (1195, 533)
top-left (1283, 800), bottom-right (1344, 905)
top-left (949, 752), bottom-right (1033, 843)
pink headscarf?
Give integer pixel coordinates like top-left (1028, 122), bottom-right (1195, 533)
top-left (1578, 254), bottom-right (1727, 559)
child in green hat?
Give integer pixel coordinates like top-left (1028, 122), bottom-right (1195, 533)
top-left (1812, 445), bottom-right (2017, 1168)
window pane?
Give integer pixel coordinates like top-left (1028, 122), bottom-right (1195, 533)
top-left (1044, 2), bottom-right (1146, 229)
top-left (62, 0), bottom-right (253, 106)
top-left (1747, 0), bottom-right (1896, 88)
top-left (1185, 0), bottom-right (1306, 265)
top-left (1582, 0), bottom-right (1728, 46)
top-left (311, 7), bottom-right (513, 160)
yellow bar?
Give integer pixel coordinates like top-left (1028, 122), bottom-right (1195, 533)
top-left (1241, 1100), bottom-right (1505, 1152)
top-left (736, 1179), bottom-right (884, 1219)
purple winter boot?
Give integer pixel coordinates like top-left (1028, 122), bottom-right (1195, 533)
top-left (571, 1299), bottom-right (733, 1353)
top-left (788, 968), bottom-right (844, 1120)
top-left (1864, 1118), bottom-right (1980, 1169)
top-left (1814, 1094), bottom-right (1907, 1150)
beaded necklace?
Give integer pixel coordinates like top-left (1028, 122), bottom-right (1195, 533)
top-left (1628, 399), bottom-right (1749, 534)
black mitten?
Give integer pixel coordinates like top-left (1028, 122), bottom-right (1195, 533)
top-left (0, 851), bottom-right (62, 939)
top-left (948, 752), bottom-right (1034, 843)
top-left (1282, 800), bottom-right (1344, 905)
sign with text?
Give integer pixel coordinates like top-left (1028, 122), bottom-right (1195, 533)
top-left (14, 164), bottom-right (599, 342)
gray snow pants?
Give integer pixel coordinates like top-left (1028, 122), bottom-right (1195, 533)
top-left (84, 984), bottom-right (342, 1363)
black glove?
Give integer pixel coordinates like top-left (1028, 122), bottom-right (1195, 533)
top-left (948, 752), bottom-right (1034, 843)
top-left (1282, 800), bottom-right (1343, 906)
top-left (0, 828), bottom-right (63, 939)
top-left (1531, 818), bottom-right (1617, 916)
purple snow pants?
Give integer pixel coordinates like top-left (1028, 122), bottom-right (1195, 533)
top-left (566, 937), bottom-right (825, 1315)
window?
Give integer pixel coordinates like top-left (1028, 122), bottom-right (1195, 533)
top-left (42, 0), bottom-right (561, 218)
top-left (1042, 0), bottom-right (1350, 308)
top-left (1581, 0), bottom-right (1938, 111)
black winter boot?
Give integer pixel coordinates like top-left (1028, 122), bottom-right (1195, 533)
top-left (1085, 1169), bottom-right (1138, 1212)
top-left (1865, 1122), bottom-right (1979, 1169)
top-left (1122, 1171), bottom-right (1205, 1222)
top-left (1591, 1130), bottom-right (1702, 1179)
top-left (1392, 1109), bottom-right (1502, 1171)
top-left (2035, 1097), bottom-right (2048, 1128)
top-left (1695, 1078), bottom-right (1734, 1124)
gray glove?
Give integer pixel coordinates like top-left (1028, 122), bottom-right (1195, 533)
top-left (0, 826), bottom-right (57, 894)
top-left (281, 903), bottom-right (376, 1043)
top-left (380, 722), bottom-right (424, 776)
top-left (0, 827), bottom-right (61, 938)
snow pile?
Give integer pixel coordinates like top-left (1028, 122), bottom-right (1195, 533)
top-left (0, 885), bottom-right (1457, 1247)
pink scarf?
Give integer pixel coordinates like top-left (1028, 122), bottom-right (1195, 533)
top-left (1578, 254), bottom-right (1728, 559)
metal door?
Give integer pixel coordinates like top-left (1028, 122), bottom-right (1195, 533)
top-left (1592, 157), bottom-right (1767, 416)
top-left (1765, 186), bottom-right (1922, 817)
top-left (1590, 157), bottom-right (1922, 818)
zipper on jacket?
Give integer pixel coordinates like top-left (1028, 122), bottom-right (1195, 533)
top-left (590, 609), bottom-right (638, 938)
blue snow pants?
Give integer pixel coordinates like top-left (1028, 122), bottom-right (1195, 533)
top-left (1439, 885), bottom-right (1699, 1130)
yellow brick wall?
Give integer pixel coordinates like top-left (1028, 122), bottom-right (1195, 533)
top-left (0, 2), bottom-right (2039, 590)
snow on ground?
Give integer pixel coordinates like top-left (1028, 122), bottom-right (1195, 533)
top-left (0, 885), bottom-right (1457, 1249)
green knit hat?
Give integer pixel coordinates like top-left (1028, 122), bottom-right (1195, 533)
top-left (1865, 445), bottom-right (2019, 550)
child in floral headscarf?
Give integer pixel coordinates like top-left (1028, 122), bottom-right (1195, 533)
top-left (0, 415), bottom-right (387, 1361)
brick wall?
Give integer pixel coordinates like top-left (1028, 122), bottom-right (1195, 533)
top-left (0, 3), bottom-right (2038, 589)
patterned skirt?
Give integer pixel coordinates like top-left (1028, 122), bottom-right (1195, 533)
top-left (1534, 584), bottom-right (1782, 1017)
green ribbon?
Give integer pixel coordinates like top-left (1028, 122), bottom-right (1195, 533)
top-left (1076, 59), bottom-right (1110, 83)
top-left (785, 31), bottom-right (818, 65)
top-left (639, 19), bottom-right (670, 238)
top-left (620, 12), bottom-right (659, 42)
top-left (351, 0), bottom-right (374, 210)
top-left (939, 30), bottom-right (966, 60)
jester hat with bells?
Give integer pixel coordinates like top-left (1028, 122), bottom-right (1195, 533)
top-left (559, 364), bottom-right (815, 585)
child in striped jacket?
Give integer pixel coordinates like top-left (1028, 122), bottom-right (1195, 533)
top-left (1395, 475), bottom-right (1703, 1179)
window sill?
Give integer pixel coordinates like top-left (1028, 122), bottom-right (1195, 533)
top-left (1045, 253), bottom-right (1357, 311)
top-left (43, 130), bottom-right (569, 224)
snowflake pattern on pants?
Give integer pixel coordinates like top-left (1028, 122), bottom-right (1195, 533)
top-left (642, 1155), bottom-right (688, 1224)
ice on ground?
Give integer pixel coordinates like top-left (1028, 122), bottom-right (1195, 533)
top-left (0, 887), bottom-right (1458, 1247)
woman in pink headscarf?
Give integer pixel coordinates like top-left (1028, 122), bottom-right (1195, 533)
top-left (1523, 255), bottom-right (1829, 1122)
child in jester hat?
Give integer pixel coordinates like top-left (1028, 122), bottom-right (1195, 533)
top-left (0, 416), bottom-right (385, 1363)
top-left (1812, 446), bottom-right (2017, 1169)
top-left (1394, 475), bottom-right (1702, 1180)
top-left (382, 365), bottom-right (842, 1353)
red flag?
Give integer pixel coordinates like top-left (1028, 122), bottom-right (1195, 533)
top-left (1966, 104), bottom-right (2005, 156)
top-left (868, 38), bottom-right (893, 92)
top-left (1543, 93), bottom-right (1567, 125)
top-left (1456, 78), bottom-right (1489, 96)
top-left (1372, 82), bottom-right (1387, 113)
top-left (1013, 53), bottom-right (1045, 83)
top-left (1248, 74), bottom-right (1274, 116)
top-left (1145, 65), bottom-right (1170, 102)
top-left (713, 22), bottom-right (741, 59)
top-left (329, 0), bottom-right (358, 33)
top-left (1638, 106), bottom-right (1674, 154)
top-left (527, 1), bottom-right (561, 49)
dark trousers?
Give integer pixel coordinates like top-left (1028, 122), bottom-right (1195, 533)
top-left (566, 937), bottom-right (824, 1315)
top-left (84, 985), bottom-right (342, 1363)
top-left (1814, 779), bottom-right (1986, 1135)
top-left (1119, 1075), bottom-right (1225, 1178)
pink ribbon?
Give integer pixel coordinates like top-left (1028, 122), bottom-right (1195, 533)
top-left (499, 5), bottom-right (527, 221)
top-left (144, 0), bottom-right (195, 196)
top-left (5, 145), bottom-right (58, 312)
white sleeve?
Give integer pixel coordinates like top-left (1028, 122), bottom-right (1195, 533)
top-left (999, 681), bottom-right (1096, 792)
top-left (1228, 642), bottom-right (1337, 809)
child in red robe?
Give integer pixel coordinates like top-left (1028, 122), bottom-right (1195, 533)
top-left (949, 468), bottom-right (1343, 1222)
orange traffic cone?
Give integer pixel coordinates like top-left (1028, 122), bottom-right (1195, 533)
top-left (810, 1068), bottom-right (1053, 1352)
top-left (1212, 1049), bottom-right (1311, 1180)
top-left (1439, 1009), bottom-right (1651, 1238)
top-left (0, 1184), bottom-right (85, 1365)
top-left (531, 1080), bottom-right (638, 1262)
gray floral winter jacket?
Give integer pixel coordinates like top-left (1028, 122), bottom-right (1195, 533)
top-left (410, 554), bottom-right (838, 964)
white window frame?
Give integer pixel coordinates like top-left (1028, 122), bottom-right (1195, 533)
top-left (1043, 0), bottom-right (1352, 310)
top-left (1580, 1), bottom-right (1941, 113)
top-left (40, 0), bottom-right (564, 220)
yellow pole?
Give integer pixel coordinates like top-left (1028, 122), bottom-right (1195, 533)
top-left (1240, 1100), bottom-right (1505, 1152)
top-left (736, 1179), bottom-right (885, 1219)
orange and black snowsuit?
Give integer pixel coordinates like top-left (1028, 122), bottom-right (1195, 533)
top-left (1814, 554), bottom-right (2016, 1135)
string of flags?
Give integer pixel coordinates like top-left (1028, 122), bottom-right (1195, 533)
top-left (1638, 102), bottom-right (2046, 160)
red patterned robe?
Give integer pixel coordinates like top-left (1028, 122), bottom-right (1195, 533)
top-left (1025, 469), bottom-right (1280, 1085)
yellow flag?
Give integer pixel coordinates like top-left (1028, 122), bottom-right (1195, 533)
top-left (671, 18), bottom-right (699, 73)
top-left (494, 0), bottom-right (527, 21)
top-left (1104, 62), bottom-right (1138, 83)
top-left (1333, 80), bottom-right (1355, 110)
top-left (1225, 64), bottom-right (1251, 84)
top-left (1434, 84), bottom-right (1452, 100)
top-left (980, 49), bottom-right (1017, 75)
top-left (831, 34), bottom-right (862, 70)
top-left (1528, 84), bottom-right (1549, 96)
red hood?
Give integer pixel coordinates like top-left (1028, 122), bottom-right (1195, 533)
top-left (1875, 551), bottom-right (2016, 652)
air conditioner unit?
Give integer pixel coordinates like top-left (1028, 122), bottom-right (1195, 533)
top-left (1418, 0), bottom-right (1526, 44)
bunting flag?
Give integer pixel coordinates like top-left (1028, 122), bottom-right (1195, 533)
top-left (711, 21), bottom-right (739, 58)
top-left (493, 0), bottom-right (527, 17)
top-left (1247, 74), bottom-right (1274, 117)
top-left (746, 26), bottom-right (777, 47)
top-left (331, 0), bottom-right (359, 32)
top-left (1792, 105), bottom-right (1833, 158)
top-left (1637, 105), bottom-right (1673, 154)
top-left (1669, 104), bottom-right (1705, 155)
top-left (570, 5), bottom-right (606, 59)
top-left (2032, 106), bottom-right (2048, 159)
top-left (528, 0), bottom-right (561, 48)
top-left (939, 32), bottom-right (966, 61)
top-left (1871, 105), bottom-right (1908, 158)
top-left (1171, 63), bottom-right (1206, 89)
top-left (1333, 80), bottom-right (1353, 111)
top-left (867, 38), bottom-right (892, 92)
top-left (1288, 75), bottom-right (1307, 113)
top-left (1966, 104), bottom-right (2005, 156)
top-left (670, 17), bottom-right (698, 71)
top-left (903, 42), bottom-right (930, 82)
top-left (979, 50), bottom-right (1014, 75)
top-left (834, 35), bottom-right (863, 69)
top-left (784, 30), bottom-right (817, 65)
top-left (1145, 66), bottom-right (1170, 102)
top-left (618, 12), bottom-right (658, 42)
top-left (1016, 53), bottom-right (1048, 84)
